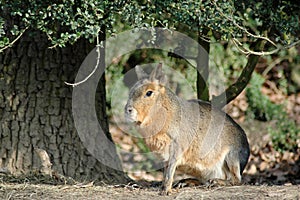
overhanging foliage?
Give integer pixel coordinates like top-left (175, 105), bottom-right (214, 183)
top-left (1, 0), bottom-right (299, 52)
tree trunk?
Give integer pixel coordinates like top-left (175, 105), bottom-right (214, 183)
top-left (0, 30), bottom-right (128, 184)
top-left (197, 32), bottom-right (210, 101)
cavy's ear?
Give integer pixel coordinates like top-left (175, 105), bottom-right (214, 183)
top-left (149, 63), bottom-right (167, 85)
top-left (135, 65), bottom-right (148, 80)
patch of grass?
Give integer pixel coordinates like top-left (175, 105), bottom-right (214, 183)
top-left (246, 72), bottom-right (299, 152)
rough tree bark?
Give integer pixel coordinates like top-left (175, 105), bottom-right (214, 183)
top-left (0, 30), bottom-right (128, 184)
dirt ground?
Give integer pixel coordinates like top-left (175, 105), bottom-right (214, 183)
top-left (1, 182), bottom-right (299, 200)
top-left (1, 120), bottom-right (299, 200)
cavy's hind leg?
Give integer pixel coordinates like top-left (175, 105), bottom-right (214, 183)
top-left (226, 157), bottom-right (243, 185)
top-left (205, 158), bottom-right (242, 187)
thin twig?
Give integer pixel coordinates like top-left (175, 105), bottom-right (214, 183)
top-left (46, 32), bottom-right (59, 49)
top-left (198, 35), bottom-right (212, 43)
top-left (64, 35), bottom-right (101, 87)
top-left (262, 56), bottom-right (288, 76)
top-left (232, 38), bottom-right (300, 56)
top-left (0, 26), bottom-right (29, 53)
top-left (284, 39), bottom-right (300, 49)
top-left (231, 38), bottom-right (251, 55)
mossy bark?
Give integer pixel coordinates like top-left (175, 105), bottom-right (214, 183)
top-left (0, 30), bottom-right (127, 184)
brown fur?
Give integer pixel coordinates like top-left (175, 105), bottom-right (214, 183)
top-left (125, 64), bottom-right (250, 195)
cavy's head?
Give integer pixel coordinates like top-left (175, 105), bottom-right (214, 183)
top-left (125, 63), bottom-right (167, 126)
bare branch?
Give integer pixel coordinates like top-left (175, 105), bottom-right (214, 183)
top-left (232, 38), bottom-right (300, 56)
top-left (0, 26), bottom-right (29, 53)
top-left (284, 39), bottom-right (300, 49)
top-left (198, 35), bottom-right (212, 43)
top-left (262, 56), bottom-right (288, 77)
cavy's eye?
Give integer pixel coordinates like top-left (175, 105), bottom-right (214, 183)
top-left (145, 90), bottom-right (153, 97)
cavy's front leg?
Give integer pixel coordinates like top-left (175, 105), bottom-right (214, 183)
top-left (160, 144), bottom-right (181, 195)
top-left (160, 161), bottom-right (177, 195)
